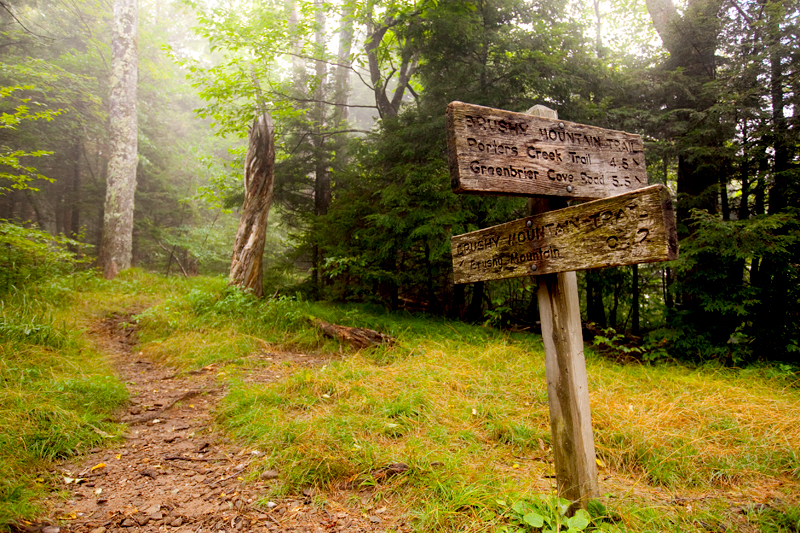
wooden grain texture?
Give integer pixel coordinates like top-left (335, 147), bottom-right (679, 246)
top-left (538, 269), bottom-right (599, 509)
top-left (451, 184), bottom-right (677, 284)
top-left (446, 101), bottom-right (648, 199)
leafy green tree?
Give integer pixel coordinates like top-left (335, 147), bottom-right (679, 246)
top-left (314, 0), bottom-right (607, 316)
top-left (0, 85), bottom-right (61, 193)
top-left (641, 0), bottom-right (800, 361)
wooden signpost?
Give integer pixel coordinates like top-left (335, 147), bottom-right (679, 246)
top-left (446, 101), bottom-right (649, 199)
top-left (447, 103), bottom-right (678, 512)
top-left (452, 185), bottom-right (678, 284)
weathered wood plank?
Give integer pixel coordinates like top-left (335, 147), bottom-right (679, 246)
top-left (446, 101), bottom-right (649, 199)
top-left (525, 105), bottom-right (598, 513)
top-left (451, 184), bottom-right (677, 284)
top-left (538, 269), bottom-right (598, 509)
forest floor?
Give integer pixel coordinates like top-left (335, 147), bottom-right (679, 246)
top-left (43, 312), bottom-right (401, 533)
top-left (10, 271), bottom-right (797, 533)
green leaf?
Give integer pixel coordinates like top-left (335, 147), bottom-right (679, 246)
top-left (523, 512), bottom-right (545, 528)
top-left (567, 509), bottom-right (591, 530)
top-left (556, 498), bottom-right (571, 516)
top-left (512, 501), bottom-right (528, 515)
top-left (587, 499), bottom-right (607, 518)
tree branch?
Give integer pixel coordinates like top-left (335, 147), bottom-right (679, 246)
top-left (66, 0), bottom-right (110, 74)
top-left (269, 90), bottom-right (378, 109)
top-left (406, 81), bottom-right (419, 102)
top-left (0, 1), bottom-right (54, 40)
top-left (155, 238), bottom-right (189, 277)
top-left (728, 0), bottom-right (753, 27)
top-left (277, 50), bottom-right (374, 90)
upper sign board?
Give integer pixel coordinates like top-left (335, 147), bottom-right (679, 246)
top-left (446, 101), bottom-right (649, 200)
top-left (451, 185), bottom-right (678, 284)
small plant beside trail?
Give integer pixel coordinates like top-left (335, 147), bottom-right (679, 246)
top-left (499, 496), bottom-right (617, 532)
top-left (0, 221), bottom-right (89, 295)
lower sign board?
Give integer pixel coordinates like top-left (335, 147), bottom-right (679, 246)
top-left (451, 184), bottom-right (678, 284)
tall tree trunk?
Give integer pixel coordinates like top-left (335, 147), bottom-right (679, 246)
top-left (467, 281), bottom-right (485, 322)
top-left (287, 0), bottom-right (305, 81)
top-left (738, 122), bottom-right (751, 221)
top-left (99, 0), bottom-right (138, 279)
top-left (329, 3), bottom-right (354, 175)
top-left (593, 0), bottom-right (603, 58)
top-left (332, 4), bottom-right (354, 128)
top-left (766, 2), bottom-right (789, 215)
top-left (664, 266), bottom-right (674, 309)
top-left (70, 138), bottom-right (81, 238)
top-left (585, 270), bottom-right (606, 328)
top-left (229, 113), bottom-right (276, 297)
top-left (753, 0), bottom-right (793, 358)
top-left (311, 0), bottom-right (329, 299)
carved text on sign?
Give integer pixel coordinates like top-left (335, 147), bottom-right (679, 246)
top-left (447, 101), bottom-right (649, 199)
top-left (450, 185), bottom-right (677, 284)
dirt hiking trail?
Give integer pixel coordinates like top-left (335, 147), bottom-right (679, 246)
top-left (43, 313), bottom-right (407, 533)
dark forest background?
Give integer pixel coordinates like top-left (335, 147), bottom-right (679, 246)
top-left (1, 0), bottom-right (798, 365)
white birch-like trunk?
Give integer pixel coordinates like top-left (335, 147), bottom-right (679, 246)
top-left (100, 0), bottom-right (138, 279)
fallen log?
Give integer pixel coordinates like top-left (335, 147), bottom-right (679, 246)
top-left (312, 319), bottom-right (396, 349)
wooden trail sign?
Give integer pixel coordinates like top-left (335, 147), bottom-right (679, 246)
top-left (446, 101), bottom-right (648, 199)
top-left (447, 102), bottom-right (678, 512)
top-left (451, 184), bottom-right (678, 284)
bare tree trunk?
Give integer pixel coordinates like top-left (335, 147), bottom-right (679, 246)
top-left (229, 113), bottom-right (276, 297)
top-left (311, 0), bottom-right (329, 299)
top-left (99, 0), bottom-right (138, 279)
top-left (70, 138), bottom-right (81, 238)
top-left (332, 4), bottom-right (354, 127)
top-left (593, 0), bottom-right (603, 57)
top-left (766, 1), bottom-right (789, 215)
top-left (287, 0), bottom-right (305, 79)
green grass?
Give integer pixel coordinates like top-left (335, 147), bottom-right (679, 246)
top-left (3, 270), bottom-right (800, 532)
top-left (0, 276), bottom-right (128, 529)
